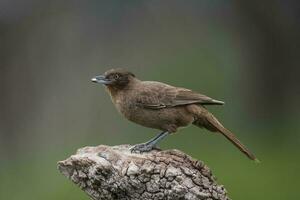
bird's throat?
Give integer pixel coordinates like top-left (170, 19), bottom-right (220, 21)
top-left (105, 85), bottom-right (120, 99)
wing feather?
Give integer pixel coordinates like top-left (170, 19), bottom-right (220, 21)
top-left (135, 81), bottom-right (224, 109)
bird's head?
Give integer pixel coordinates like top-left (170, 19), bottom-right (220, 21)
top-left (91, 68), bottom-right (136, 89)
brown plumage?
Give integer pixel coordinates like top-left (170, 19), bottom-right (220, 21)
top-left (92, 68), bottom-right (258, 161)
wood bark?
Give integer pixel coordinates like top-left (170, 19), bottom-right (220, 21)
top-left (58, 145), bottom-right (230, 200)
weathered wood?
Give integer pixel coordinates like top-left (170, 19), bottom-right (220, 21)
top-left (58, 145), bottom-right (230, 200)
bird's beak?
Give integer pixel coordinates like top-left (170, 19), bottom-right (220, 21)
top-left (91, 75), bottom-right (112, 85)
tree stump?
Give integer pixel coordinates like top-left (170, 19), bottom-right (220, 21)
top-left (57, 145), bottom-right (230, 200)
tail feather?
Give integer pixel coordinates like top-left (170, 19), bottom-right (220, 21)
top-left (215, 124), bottom-right (257, 161)
top-left (193, 108), bottom-right (257, 161)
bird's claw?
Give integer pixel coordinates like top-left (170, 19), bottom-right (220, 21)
top-left (130, 143), bottom-right (155, 153)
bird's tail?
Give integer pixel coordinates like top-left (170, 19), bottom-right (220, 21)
top-left (193, 108), bottom-right (258, 161)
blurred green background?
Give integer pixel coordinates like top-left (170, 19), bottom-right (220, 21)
top-left (0, 1), bottom-right (300, 199)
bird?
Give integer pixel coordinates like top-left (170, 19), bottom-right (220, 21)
top-left (91, 68), bottom-right (258, 161)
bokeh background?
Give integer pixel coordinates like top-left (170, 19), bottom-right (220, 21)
top-left (1, 1), bottom-right (300, 199)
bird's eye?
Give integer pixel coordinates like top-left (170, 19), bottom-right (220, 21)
top-left (114, 74), bottom-right (119, 79)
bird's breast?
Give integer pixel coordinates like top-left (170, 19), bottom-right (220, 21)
top-left (112, 93), bottom-right (137, 120)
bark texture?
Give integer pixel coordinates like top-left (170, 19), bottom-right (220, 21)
top-left (58, 145), bottom-right (230, 200)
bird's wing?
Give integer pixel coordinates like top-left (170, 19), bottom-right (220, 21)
top-left (135, 81), bottom-right (224, 109)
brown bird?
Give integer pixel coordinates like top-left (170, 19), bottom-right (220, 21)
top-left (92, 68), bottom-right (258, 161)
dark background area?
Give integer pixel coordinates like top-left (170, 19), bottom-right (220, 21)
top-left (0, 1), bottom-right (300, 199)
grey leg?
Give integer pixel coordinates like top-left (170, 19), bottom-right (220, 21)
top-left (130, 131), bottom-right (169, 153)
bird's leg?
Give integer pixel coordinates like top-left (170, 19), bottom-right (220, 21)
top-left (130, 131), bottom-right (169, 153)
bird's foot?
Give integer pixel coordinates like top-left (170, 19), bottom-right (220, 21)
top-left (130, 143), bottom-right (157, 153)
